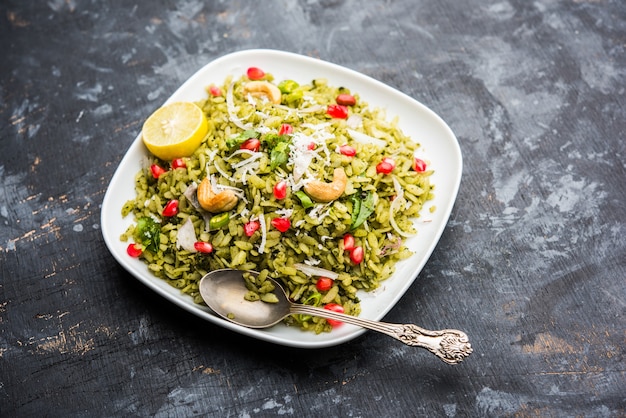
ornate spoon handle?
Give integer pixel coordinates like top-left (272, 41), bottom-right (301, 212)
top-left (290, 304), bottom-right (472, 364)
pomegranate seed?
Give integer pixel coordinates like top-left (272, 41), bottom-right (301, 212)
top-left (376, 157), bottom-right (396, 174)
top-left (307, 142), bottom-right (316, 150)
top-left (316, 277), bottom-right (333, 292)
top-left (336, 94), bottom-right (356, 106)
top-left (271, 217), bottom-right (291, 232)
top-left (208, 85), bottom-right (222, 96)
top-left (278, 123), bottom-right (293, 135)
top-left (326, 104), bottom-right (349, 119)
top-left (150, 164), bottom-right (167, 178)
top-left (343, 234), bottom-right (355, 252)
top-left (162, 199), bottom-right (179, 217)
top-left (350, 246), bottom-right (364, 264)
top-left (171, 158), bottom-right (186, 169)
top-left (127, 243), bottom-right (142, 257)
top-left (323, 303), bottom-right (345, 327)
top-left (413, 157), bottom-right (427, 172)
top-left (273, 180), bottom-right (288, 200)
top-left (194, 241), bottom-right (213, 254)
top-left (376, 161), bottom-right (394, 174)
top-left (247, 67), bottom-right (265, 80)
top-left (244, 220), bottom-right (260, 237)
top-left (240, 138), bottom-right (261, 152)
top-left (339, 145), bottom-right (356, 157)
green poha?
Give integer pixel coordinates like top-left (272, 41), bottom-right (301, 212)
top-left (121, 70), bottom-right (434, 334)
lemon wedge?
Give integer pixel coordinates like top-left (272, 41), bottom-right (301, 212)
top-left (141, 102), bottom-right (208, 160)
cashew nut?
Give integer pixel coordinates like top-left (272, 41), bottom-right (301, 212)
top-left (303, 167), bottom-right (348, 203)
top-left (243, 81), bottom-right (282, 104)
top-left (197, 177), bottom-right (238, 213)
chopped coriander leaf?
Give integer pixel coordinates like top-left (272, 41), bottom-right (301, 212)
top-left (226, 130), bottom-right (260, 148)
top-left (351, 191), bottom-right (375, 230)
top-left (263, 133), bottom-right (292, 170)
top-left (136, 216), bottom-right (160, 252)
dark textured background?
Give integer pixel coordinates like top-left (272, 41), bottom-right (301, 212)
top-left (1, 1), bottom-right (624, 416)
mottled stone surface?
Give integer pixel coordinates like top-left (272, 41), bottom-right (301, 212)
top-left (1, 1), bottom-right (624, 416)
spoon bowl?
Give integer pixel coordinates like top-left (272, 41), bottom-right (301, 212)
top-left (199, 269), bottom-right (473, 364)
top-left (199, 268), bottom-right (292, 328)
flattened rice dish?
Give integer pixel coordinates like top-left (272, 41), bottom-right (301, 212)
top-left (121, 66), bottom-right (434, 333)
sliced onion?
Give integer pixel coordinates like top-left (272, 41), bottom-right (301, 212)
top-left (294, 263), bottom-right (339, 280)
top-left (176, 218), bottom-right (198, 252)
top-left (346, 114), bottom-right (362, 129)
top-left (347, 129), bottom-right (386, 148)
top-left (389, 199), bottom-right (414, 238)
top-left (258, 214), bottom-right (267, 254)
top-left (183, 183), bottom-right (212, 230)
top-left (183, 183), bottom-right (200, 209)
top-left (389, 176), bottom-right (416, 238)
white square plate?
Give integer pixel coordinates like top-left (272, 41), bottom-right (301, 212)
top-left (101, 49), bottom-right (462, 348)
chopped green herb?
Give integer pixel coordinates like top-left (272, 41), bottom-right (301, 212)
top-left (351, 191), bottom-right (375, 230)
top-left (263, 133), bottom-right (292, 170)
top-left (136, 216), bottom-right (160, 252)
top-left (226, 129), bottom-right (259, 148)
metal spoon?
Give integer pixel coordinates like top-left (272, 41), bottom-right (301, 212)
top-left (199, 269), bottom-right (473, 364)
